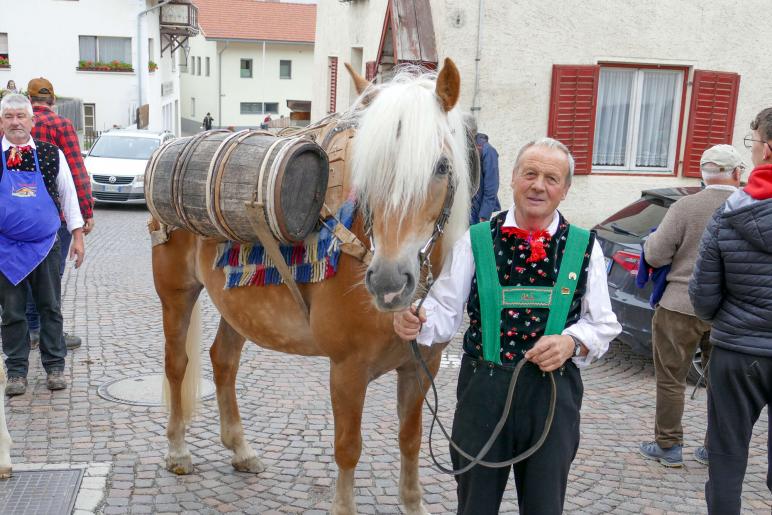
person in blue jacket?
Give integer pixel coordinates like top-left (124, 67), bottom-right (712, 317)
top-left (470, 132), bottom-right (501, 224)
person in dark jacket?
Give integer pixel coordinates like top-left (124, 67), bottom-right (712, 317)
top-left (470, 132), bottom-right (501, 224)
top-left (689, 107), bottom-right (772, 514)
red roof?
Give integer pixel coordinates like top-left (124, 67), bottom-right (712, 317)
top-left (192, 0), bottom-right (316, 43)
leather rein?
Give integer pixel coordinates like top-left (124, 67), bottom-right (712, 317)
top-left (394, 166), bottom-right (557, 476)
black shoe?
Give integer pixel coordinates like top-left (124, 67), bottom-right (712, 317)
top-left (5, 376), bottom-right (27, 396)
top-left (46, 370), bottom-right (67, 390)
top-left (64, 333), bottom-right (81, 350)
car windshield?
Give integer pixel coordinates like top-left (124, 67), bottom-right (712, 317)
top-left (89, 136), bottom-right (160, 160)
top-left (598, 197), bottom-right (669, 237)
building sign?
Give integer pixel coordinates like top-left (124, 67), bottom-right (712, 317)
top-left (162, 81), bottom-right (174, 97)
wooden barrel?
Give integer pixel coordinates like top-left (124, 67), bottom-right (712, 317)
top-left (146, 129), bottom-right (329, 244)
top-left (207, 131), bottom-right (329, 243)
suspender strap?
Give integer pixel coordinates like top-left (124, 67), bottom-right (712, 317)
top-left (470, 222), bottom-right (591, 365)
top-left (543, 225), bottom-right (590, 335)
top-left (470, 222), bottom-right (504, 364)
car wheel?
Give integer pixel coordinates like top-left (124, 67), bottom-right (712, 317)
top-left (687, 347), bottom-right (706, 386)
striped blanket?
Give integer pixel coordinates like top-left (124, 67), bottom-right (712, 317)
top-left (213, 201), bottom-right (356, 289)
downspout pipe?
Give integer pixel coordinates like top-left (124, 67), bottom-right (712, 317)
top-left (137, 0), bottom-right (172, 124)
top-left (470, 0), bottom-right (484, 117)
top-left (218, 41), bottom-right (229, 129)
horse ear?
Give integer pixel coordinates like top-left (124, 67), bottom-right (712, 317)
top-left (344, 62), bottom-right (371, 96)
top-left (435, 58), bottom-right (460, 112)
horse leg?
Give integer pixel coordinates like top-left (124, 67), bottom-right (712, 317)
top-left (396, 352), bottom-right (441, 515)
top-left (330, 361), bottom-right (369, 515)
top-left (210, 317), bottom-right (265, 473)
top-left (163, 291), bottom-right (202, 475)
top-left (0, 364), bottom-right (11, 479)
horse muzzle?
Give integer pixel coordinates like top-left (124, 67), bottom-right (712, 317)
top-left (365, 259), bottom-right (417, 311)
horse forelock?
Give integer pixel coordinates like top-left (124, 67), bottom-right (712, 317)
top-left (349, 69), bottom-right (471, 255)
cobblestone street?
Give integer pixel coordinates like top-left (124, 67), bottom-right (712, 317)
top-left (4, 204), bottom-right (771, 514)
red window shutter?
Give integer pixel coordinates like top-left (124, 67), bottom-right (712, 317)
top-left (547, 65), bottom-right (600, 175)
top-left (682, 70), bottom-right (741, 177)
top-left (365, 61), bottom-right (377, 82)
top-left (328, 57), bottom-right (339, 114)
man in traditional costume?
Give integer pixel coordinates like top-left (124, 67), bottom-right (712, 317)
top-left (394, 138), bottom-right (621, 514)
top-left (0, 94), bottom-right (85, 396)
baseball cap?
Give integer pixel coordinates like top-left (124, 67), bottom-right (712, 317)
top-left (700, 144), bottom-right (746, 173)
top-left (27, 77), bottom-right (55, 99)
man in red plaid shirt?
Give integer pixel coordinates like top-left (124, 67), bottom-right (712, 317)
top-left (25, 77), bottom-right (94, 350)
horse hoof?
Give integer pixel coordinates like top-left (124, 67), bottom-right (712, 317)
top-left (0, 466), bottom-right (11, 479)
top-left (404, 504), bottom-right (429, 515)
top-left (331, 498), bottom-right (356, 515)
top-left (232, 455), bottom-right (265, 474)
top-left (165, 453), bottom-right (193, 475)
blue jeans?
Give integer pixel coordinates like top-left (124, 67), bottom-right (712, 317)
top-left (26, 223), bottom-right (71, 332)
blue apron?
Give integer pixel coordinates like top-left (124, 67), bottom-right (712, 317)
top-left (0, 147), bottom-right (61, 285)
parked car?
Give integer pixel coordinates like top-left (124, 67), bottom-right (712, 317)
top-left (593, 186), bottom-right (707, 383)
top-left (84, 129), bottom-right (174, 204)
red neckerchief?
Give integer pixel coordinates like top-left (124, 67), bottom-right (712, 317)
top-left (501, 226), bottom-right (551, 263)
top-left (6, 145), bottom-right (33, 168)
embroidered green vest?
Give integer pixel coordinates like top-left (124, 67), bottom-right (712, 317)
top-left (463, 213), bottom-right (593, 365)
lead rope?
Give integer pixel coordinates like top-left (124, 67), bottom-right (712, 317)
top-left (409, 229), bottom-right (557, 476)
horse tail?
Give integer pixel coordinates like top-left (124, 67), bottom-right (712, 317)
top-left (163, 298), bottom-right (202, 423)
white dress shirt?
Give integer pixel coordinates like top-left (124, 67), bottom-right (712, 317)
top-left (2, 136), bottom-right (84, 232)
top-left (417, 205), bottom-right (622, 367)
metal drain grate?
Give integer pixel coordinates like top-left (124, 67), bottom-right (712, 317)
top-left (0, 468), bottom-right (84, 515)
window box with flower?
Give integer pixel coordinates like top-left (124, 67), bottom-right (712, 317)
top-left (77, 60), bottom-right (133, 72)
top-left (0, 57), bottom-right (9, 68)
top-left (148, 61), bottom-right (158, 73)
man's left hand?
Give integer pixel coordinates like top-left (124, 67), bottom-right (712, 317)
top-left (83, 218), bottom-right (95, 235)
top-left (524, 335), bottom-right (574, 372)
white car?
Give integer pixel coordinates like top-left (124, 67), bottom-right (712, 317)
top-left (84, 129), bottom-right (174, 204)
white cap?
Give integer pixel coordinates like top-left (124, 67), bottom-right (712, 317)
top-left (700, 144), bottom-right (746, 173)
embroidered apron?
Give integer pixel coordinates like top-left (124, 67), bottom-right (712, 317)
top-left (0, 148), bottom-right (61, 285)
top-left (470, 221), bottom-right (591, 365)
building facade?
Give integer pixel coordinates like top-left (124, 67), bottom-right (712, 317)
top-left (180, 0), bottom-right (316, 134)
top-left (313, 0), bottom-right (772, 226)
top-left (0, 0), bottom-right (188, 137)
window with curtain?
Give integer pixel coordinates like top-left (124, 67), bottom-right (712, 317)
top-left (78, 36), bottom-right (131, 64)
top-left (241, 59), bottom-right (253, 78)
top-left (592, 67), bottom-right (683, 172)
top-left (0, 33), bottom-right (9, 61)
top-left (280, 60), bottom-right (292, 79)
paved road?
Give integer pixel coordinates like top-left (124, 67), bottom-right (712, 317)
top-left (4, 204), bottom-right (771, 514)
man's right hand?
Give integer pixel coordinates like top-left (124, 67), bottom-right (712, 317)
top-left (393, 307), bottom-right (427, 341)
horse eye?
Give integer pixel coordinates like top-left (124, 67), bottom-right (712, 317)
top-left (434, 158), bottom-right (450, 176)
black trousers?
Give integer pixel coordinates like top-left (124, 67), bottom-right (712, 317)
top-left (0, 238), bottom-right (65, 377)
top-left (450, 354), bottom-right (583, 515)
top-left (706, 346), bottom-right (772, 515)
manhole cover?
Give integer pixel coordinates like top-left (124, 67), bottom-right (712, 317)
top-left (0, 468), bottom-right (84, 515)
top-left (97, 374), bottom-right (216, 406)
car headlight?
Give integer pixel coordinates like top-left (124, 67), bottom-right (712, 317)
top-left (135, 174), bottom-right (145, 184)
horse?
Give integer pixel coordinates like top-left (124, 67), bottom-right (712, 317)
top-left (151, 58), bottom-right (473, 514)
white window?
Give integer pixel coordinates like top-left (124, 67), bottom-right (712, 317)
top-left (0, 33), bottom-right (8, 62)
top-left (241, 102), bottom-right (262, 114)
top-left (196, 57), bottom-right (201, 76)
top-left (240, 59), bottom-right (252, 78)
top-left (205, 57), bottom-right (210, 77)
top-left (592, 68), bottom-right (683, 172)
top-left (148, 38), bottom-right (154, 63)
top-left (84, 104), bottom-right (96, 134)
top-left (79, 36), bottom-right (132, 65)
top-left (280, 60), bottom-right (291, 80)
top-left (191, 97), bottom-right (195, 118)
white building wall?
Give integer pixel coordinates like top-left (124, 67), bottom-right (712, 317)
top-left (313, 0), bottom-right (772, 226)
top-left (0, 0), bottom-right (180, 135)
top-left (180, 39), bottom-right (314, 133)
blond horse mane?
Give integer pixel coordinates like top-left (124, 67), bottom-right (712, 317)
top-left (344, 67), bottom-right (472, 256)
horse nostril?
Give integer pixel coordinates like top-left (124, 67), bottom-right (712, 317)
top-left (404, 273), bottom-right (415, 293)
top-left (365, 269), bottom-right (374, 284)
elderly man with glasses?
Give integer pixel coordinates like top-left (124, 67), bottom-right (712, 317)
top-left (638, 144), bottom-right (744, 469)
top-left (690, 107), bottom-right (772, 514)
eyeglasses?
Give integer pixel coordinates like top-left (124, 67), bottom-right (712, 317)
top-left (744, 133), bottom-right (772, 150)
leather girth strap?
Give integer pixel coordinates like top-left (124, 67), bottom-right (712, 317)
top-left (244, 201), bottom-right (310, 320)
top-left (470, 221), bottom-right (591, 365)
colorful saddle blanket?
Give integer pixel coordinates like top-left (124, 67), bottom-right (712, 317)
top-left (213, 201), bottom-right (357, 289)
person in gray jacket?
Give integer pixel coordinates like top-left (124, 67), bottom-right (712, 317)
top-left (689, 106), bottom-right (772, 515)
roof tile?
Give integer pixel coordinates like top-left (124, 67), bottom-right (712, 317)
top-left (192, 0), bottom-right (316, 43)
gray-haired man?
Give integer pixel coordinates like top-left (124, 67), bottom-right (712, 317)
top-left (639, 144), bottom-right (744, 467)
